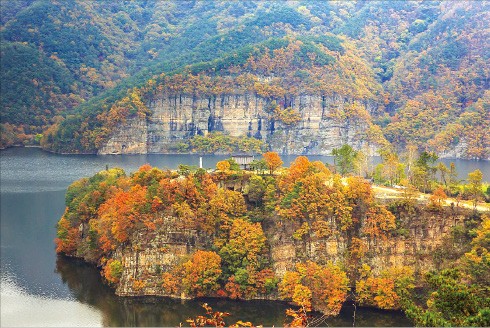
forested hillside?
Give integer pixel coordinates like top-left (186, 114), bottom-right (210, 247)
top-left (1, 1), bottom-right (488, 158)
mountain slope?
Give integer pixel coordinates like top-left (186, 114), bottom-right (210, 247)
top-left (383, 1), bottom-right (490, 158)
top-left (1, 1), bottom-right (488, 158)
top-left (42, 36), bottom-right (388, 155)
top-left (1, 1), bottom-right (312, 146)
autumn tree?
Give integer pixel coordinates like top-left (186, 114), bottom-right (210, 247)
top-left (345, 176), bottom-right (374, 209)
top-left (437, 162), bottom-right (449, 188)
top-left (353, 149), bottom-right (368, 178)
top-left (467, 169), bottom-right (483, 210)
top-left (332, 144), bottom-right (358, 176)
top-left (345, 176), bottom-right (375, 242)
top-left (185, 303), bottom-right (230, 327)
top-left (379, 151), bottom-right (405, 186)
top-left (464, 215), bottom-right (490, 286)
top-left (218, 218), bottom-right (272, 299)
top-left (180, 250), bottom-right (222, 297)
top-left (219, 218), bottom-right (268, 275)
top-left (216, 160), bottom-right (231, 172)
top-left (285, 156), bottom-right (312, 185)
top-left (279, 170), bottom-right (352, 241)
top-left (263, 151), bottom-right (283, 174)
top-left (96, 184), bottom-right (150, 253)
top-left (278, 261), bottom-right (349, 316)
top-left (448, 162), bottom-right (459, 195)
top-left (54, 216), bottom-right (80, 255)
top-left (161, 272), bottom-right (180, 295)
top-left (132, 164), bottom-right (168, 188)
top-left (274, 107), bottom-right (301, 126)
top-left (428, 186), bottom-right (447, 210)
top-left (56, 168), bottom-right (127, 258)
top-left (362, 204), bottom-right (396, 244)
top-left (279, 156), bottom-right (331, 192)
top-left (103, 259), bottom-right (123, 285)
top-left (196, 187), bottom-right (246, 235)
top-left (209, 189), bottom-right (247, 219)
top-left (412, 151), bottom-right (438, 193)
top-left (356, 264), bottom-right (414, 310)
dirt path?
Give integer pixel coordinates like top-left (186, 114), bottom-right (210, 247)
top-left (372, 185), bottom-right (490, 212)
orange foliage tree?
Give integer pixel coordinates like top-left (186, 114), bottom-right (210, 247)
top-left (362, 204), bottom-right (396, 244)
top-left (263, 152), bottom-right (283, 174)
top-left (103, 259), bottom-right (123, 285)
top-left (96, 184), bottom-right (150, 253)
top-left (356, 264), bottom-right (414, 310)
top-left (428, 186), bottom-right (447, 209)
top-left (216, 160), bottom-right (231, 172)
top-left (180, 250), bottom-right (223, 297)
top-left (54, 215), bottom-right (80, 254)
top-left (276, 157), bottom-right (354, 242)
top-left (279, 261), bottom-right (349, 316)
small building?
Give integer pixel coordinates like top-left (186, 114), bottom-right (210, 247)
top-left (231, 155), bottom-right (255, 170)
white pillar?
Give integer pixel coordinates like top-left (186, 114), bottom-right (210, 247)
top-left (199, 157), bottom-right (203, 169)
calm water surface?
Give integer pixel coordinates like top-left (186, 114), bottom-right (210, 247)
top-left (1, 147), bottom-right (488, 326)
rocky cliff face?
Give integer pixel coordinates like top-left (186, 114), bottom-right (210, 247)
top-left (267, 208), bottom-right (464, 278)
top-left (114, 216), bottom-right (206, 297)
top-left (110, 200), bottom-right (467, 297)
top-left (98, 118), bottom-right (148, 155)
top-left (99, 93), bottom-right (377, 155)
top-left (437, 141), bottom-right (468, 159)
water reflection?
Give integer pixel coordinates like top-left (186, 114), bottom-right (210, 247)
top-left (1, 275), bottom-right (102, 327)
top-left (55, 256), bottom-right (289, 326)
top-left (55, 256), bottom-right (412, 327)
top-left (1, 190), bottom-right (69, 298)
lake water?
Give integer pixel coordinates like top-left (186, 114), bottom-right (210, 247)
top-left (1, 147), bottom-right (488, 326)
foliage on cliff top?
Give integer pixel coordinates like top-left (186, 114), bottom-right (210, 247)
top-left (56, 153), bottom-right (489, 324)
top-left (2, 2), bottom-right (300, 138)
top-left (54, 153), bottom-right (489, 320)
top-left (55, 155), bottom-right (419, 315)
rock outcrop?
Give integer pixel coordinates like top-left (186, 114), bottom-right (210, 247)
top-left (98, 93), bottom-right (378, 155)
top-left (98, 118), bottom-right (148, 155)
top-left (267, 209), bottom-right (465, 278)
top-left (114, 217), bottom-right (206, 297)
top-left (111, 203), bottom-right (468, 297)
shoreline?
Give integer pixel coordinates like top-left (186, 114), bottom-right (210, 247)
top-left (1, 145), bottom-right (488, 161)
top-left (55, 255), bottom-right (410, 319)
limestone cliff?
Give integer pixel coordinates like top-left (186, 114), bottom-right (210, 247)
top-left (98, 118), bottom-right (148, 155)
top-left (114, 217), bottom-right (206, 297)
top-left (98, 93), bottom-right (379, 155)
top-left (108, 201), bottom-right (469, 297)
top-left (266, 207), bottom-right (465, 278)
